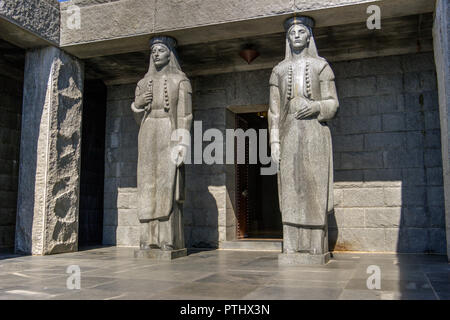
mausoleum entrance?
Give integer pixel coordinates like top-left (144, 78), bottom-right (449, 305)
top-left (233, 111), bottom-right (282, 240)
top-left (0, 39), bottom-right (24, 252)
top-left (78, 80), bottom-right (107, 246)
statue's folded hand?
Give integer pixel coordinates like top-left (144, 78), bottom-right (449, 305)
top-left (295, 101), bottom-right (320, 119)
top-left (171, 145), bottom-right (188, 167)
top-left (134, 92), bottom-right (153, 110)
top-left (134, 96), bottom-right (146, 109)
top-left (143, 92), bottom-right (153, 103)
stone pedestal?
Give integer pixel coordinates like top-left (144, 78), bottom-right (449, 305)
top-left (278, 252), bottom-right (331, 265)
top-left (134, 248), bottom-right (187, 260)
top-left (15, 47), bottom-right (84, 255)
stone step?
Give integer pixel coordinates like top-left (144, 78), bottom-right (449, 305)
top-left (219, 240), bottom-right (282, 252)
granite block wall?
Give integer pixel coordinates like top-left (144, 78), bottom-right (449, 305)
top-left (103, 82), bottom-right (228, 248)
top-left (191, 70), bottom-right (271, 248)
top-left (104, 52), bottom-right (446, 253)
top-left (0, 75), bottom-right (22, 250)
top-left (103, 84), bottom-right (139, 247)
top-left (329, 53), bottom-right (445, 254)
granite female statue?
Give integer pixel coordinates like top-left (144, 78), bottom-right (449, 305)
top-left (131, 36), bottom-right (192, 256)
top-left (268, 17), bottom-right (339, 264)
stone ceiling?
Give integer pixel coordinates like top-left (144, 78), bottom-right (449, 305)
top-left (0, 39), bottom-right (25, 82)
top-left (84, 13), bottom-right (433, 84)
top-left (0, 13), bottom-right (434, 86)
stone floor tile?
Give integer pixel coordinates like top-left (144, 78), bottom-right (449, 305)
top-left (92, 278), bottom-right (183, 295)
top-left (243, 285), bottom-right (342, 300)
top-left (271, 269), bottom-right (354, 281)
top-left (351, 269), bottom-right (427, 281)
top-left (265, 278), bottom-right (348, 289)
top-left (338, 289), bottom-right (383, 300)
top-left (436, 291), bottom-right (450, 300)
top-left (0, 247), bottom-right (447, 300)
top-left (428, 280), bottom-right (450, 293)
top-left (194, 271), bottom-right (275, 286)
top-left (157, 282), bottom-right (259, 300)
top-left (345, 278), bottom-right (434, 292)
top-left (425, 271), bottom-right (450, 282)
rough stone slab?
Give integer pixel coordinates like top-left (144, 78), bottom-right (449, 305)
top-left (134, 248), bottom-right (187, 260)
top-left (0, 0), bottom-right (60, 47)
top-left (60, 0), bottom-right (156, 48)
top-left (154, 0), bottom-right (294, 32)
top-left (278, 252), bottom-right (331, 265)
top-left (15, 47), bottom-right (84, 255)
top-left (433, 0), bottom-right (450, 261)
top-left (60, 0), bottom-right (435, 58)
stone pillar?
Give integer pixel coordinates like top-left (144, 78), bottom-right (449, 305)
top-left (433, 0), bottom-right (450, 260)
top-left (15, 47), bottom-right (84, 255)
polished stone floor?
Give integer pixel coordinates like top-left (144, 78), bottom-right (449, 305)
top-left (0, 247), bottom-right (448, 300)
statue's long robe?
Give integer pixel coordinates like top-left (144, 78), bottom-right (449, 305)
top-left (268, 56), bottom-right (339, 227)
top-left (132, 71), bottom-right (192, 222)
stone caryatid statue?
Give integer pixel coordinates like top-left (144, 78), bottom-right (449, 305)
top-left (268, 17), bottom-right (339, 265)
top-left (131, 36), bottom-right (193, 260)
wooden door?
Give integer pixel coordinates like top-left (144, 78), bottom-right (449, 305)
top-left (235, 114), bottom-right (249, 239)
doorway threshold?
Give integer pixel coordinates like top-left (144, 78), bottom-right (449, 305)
top-left (219, 239), bottom-right (282, 252)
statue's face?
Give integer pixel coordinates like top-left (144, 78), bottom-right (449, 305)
top-left (151, 44), bottom-right (170, 68)
top-left (288, 25), bottom-right (310, 51)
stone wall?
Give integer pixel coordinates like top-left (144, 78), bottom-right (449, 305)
top-left (104, 52), bottom-right (446, 253)
top-left (103, 85), bottom-right (139, 246)
top-left (330, 53), bottom-right (445, 254)
top-left (190, 70), bottom-right (270, 248)
top-left (15, 47), bottom-right (84, 255)
top-left (0, 75), bottom-right (22, 250)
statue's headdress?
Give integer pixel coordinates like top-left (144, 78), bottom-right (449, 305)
top-left (283, 16), bottom-right (320, 60)
top-left (147, 35), bottom-right (181, 75)
top-left (150, 36), bottom-right (178, 51)
top-left (284, 16), bottom-right (315, 33)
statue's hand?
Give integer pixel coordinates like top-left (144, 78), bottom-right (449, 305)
top-left (135, 92), bottom-right (153, 109)
top-left (271, 143), bottom-right (281, 164)
top-left (295, 101), bottom-right (320, 120)
top-left (174, 145), bottom-right (188, 167)
top-left (134, 96), bottom-right (146, 109)
top-left (143, 92), bottom-right (152, 104)
top-left (289, 97), bottom-right (309, 113)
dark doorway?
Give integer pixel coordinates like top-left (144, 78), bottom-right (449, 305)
top-left (78, 80), bottom-right (107, 246)
top-left (235, 112), bottom-right (282, 239)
